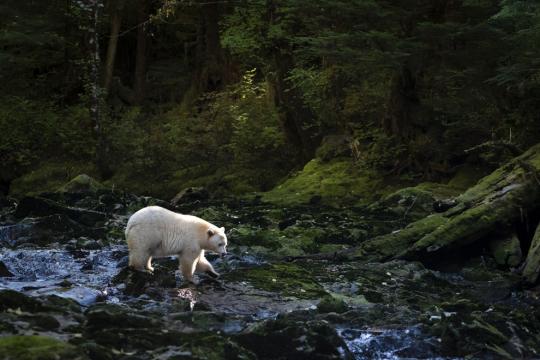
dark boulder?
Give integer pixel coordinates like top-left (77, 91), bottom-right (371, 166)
top-left (235, 317), bottom-right (352, 360)
top-left (14, 196), bottom-right (107, 227)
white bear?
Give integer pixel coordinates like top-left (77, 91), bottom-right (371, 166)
top-left (125, 206), bottom-right (227, 283)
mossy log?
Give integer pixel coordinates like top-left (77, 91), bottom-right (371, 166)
top-left (352, 143), bottom-right (540, 263)
top-left (522, 223), bottom-right (540, 284)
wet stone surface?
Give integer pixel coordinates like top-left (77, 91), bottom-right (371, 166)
top-left (0, 189), bottom-right (539, 359)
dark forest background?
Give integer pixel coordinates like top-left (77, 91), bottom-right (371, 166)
top-left (1, 0), bottom-right (539, 203)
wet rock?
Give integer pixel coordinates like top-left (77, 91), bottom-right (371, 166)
top-left (0, 289), bottom-right (44, 312)
top-left (317, 295), bottom-right (348, 314)
top-left (224, 263), bottom-right (327, 299)
top-left (24, 313), bottom-right (61, 330)
top-left (368, 187), bottom-right (436, 222)
top-left (0, 260), bottom-right (13, 277)
top-left (42, 295), bottom-right (82, 314)
top-left (488, 233), bottom-right (522, 267)
top-left (14, 196), bottom-right (107, 227)
top-left (236, 317), bottom-right (352, 359)
top-left (112, 265), bottom-right (177, 296)
top-left (171, 187), bottom-right (209, 205)
top-left (85, 303), bottom-right (161, 330)
top-left (1, 214), bottom-right (103, 247)
top-left (433, 198), bottom-right (457, 213)
top-left (55, 287), bottom-right (105, 306)
top-left (522, 222), bottom-right (540, 284)
top-left (0, 335), bottom-right (88, 360)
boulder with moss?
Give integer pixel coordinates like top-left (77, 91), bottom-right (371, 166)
top-left (57, 174), bottom-right (106, 193)
top-left (352, 143), bottom-right (540, 263)
top-left (0, 335), bottom-right (87, 360)
top-left (262, 158), bottom-right (392, 207)
top-left (488, 233), bottom-right (522, 267)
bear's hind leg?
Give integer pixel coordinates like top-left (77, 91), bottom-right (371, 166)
top-left (196, 255), bottom-right (219, 278)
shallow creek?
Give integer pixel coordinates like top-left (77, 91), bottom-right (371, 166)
top-left (0, 194), bottom-right (538, 359)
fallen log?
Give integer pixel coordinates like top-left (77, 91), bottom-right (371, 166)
top-left (352, 143), bottom-right (540, 265)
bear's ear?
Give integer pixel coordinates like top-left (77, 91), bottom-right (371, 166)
top-left (220, 227), bottom-right (225, 232)
top-left (207, 229), bottom-right (215, 237)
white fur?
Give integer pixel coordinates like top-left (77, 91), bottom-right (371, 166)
top-left (125, 206), bottom-right (227, 283)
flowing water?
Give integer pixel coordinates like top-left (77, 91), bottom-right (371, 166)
top-left (0, 194), bottom-right (538, 359)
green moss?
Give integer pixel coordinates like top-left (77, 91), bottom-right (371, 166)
top-left (354, 214), bottom-right (448, 261)
top-left (232, 225), bottom-right (326, 257)
top-left (317, 295), bottom-right (348, 313)
top-left (263, 158), bottom-right (392, 206)
top-left (10, 161), bottom-right (97, 197)
top-left (447, 164), bottom-right (488, 190)
top-left (0, 335), bottom-right (85, 360)
top-left (415, 182), bottom-right (464, 198)
top-left (224, 263), bottom-right (327, 299)
top-left (57, 174), bottom-right (106, 193)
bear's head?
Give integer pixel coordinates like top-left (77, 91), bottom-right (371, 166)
top-left (207, 227), bottom-right (228, 257)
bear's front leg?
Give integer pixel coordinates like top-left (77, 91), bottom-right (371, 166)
top-left (196, 255), bottom-right (220, 278)
top-left (179, 253), bottom-right (198, 284)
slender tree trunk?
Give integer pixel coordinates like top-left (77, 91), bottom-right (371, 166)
top-left (103, 0), bottom-right (124, 94)
top-left (383, 64), bottom-right (418, 139)
top-left (134, 0), bottom-right (148, 103)
top-left (87, 0), bottom-right (112, 178)
top-left (191, 0), bottom-right (225, 92)
top-left (266, 0), bottom-right (320, 162)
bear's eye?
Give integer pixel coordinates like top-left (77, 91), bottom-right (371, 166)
top-left (218, 242), bottom-right (224, 247)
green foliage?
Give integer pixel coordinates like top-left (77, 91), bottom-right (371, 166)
top-left (0, 97), bottom-right (95, 183)
top-left (3, 0), bottom-right (540, 198)
top-left (0, 335), bottom-right (85, 360)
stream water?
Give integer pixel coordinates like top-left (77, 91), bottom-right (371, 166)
top-left (0, 192), bottom-right (538, 359)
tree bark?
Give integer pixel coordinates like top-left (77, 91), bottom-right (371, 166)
top-left (134, 0), bottom-right (149, 103)
top-left (382, 64), bottom-right (418, 139)
top-left (87, 0), bottom-right (112, 179)
top-left (103, 0), bottom-right (124, 94)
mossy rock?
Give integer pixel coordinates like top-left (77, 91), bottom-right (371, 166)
top-left (10, 161), bottom-right (96, 197)
top-left (0, 335), bottom-right (87, 360)
top-left (367, 186), bottom-right (437, 221)
top-left (355, 143), bottom-right (540, 263)
top-left (235, 317), bottom-right (351, 359)
top-left (0, 290), bottom-right (44, 312)
top-left (447, 164), bottom-right (489, 190)
top-left (57, 174), bottom-right (106, 193)
top-left (262, 158), bottom-right (393, 207)
top-left (317, 295), bottom-right (349, 314)
top-left (224, 263), bottom-right (327, 299)
top-left (85, 303), bottom-right (162, 330)
top-left (488, 233), bottom-right (522, 267)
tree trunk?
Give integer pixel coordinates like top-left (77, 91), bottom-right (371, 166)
top-left (134, 0), bottom-right (148, 103)
top-left (265, 0), bottom-right (320, 162)
top-left (103, 0), bottom-right (124, 94)
top-left (87, 0), bottom-right (112, 179)
top-left (382, 64), bottom-right (418, 139)
top-left (271, 52), bottom-right (319, 162)
top-left (192, 0), bottom-right (225, 92)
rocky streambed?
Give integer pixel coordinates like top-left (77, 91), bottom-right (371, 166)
top-left (1, 178), bottom-right (540, 359)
